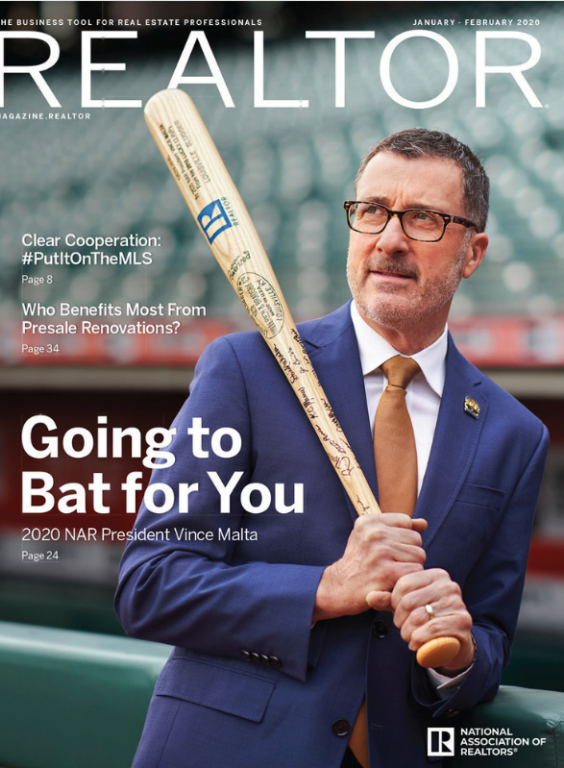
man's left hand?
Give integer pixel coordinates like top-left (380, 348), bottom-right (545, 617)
top-left (389, 569), bottom-right (476, 674)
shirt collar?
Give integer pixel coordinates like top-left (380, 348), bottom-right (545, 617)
top-left (350, 300), bottom-right (447, 398)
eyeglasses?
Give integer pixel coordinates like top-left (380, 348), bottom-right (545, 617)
top-left (344, 201), bottom-right (478, 243)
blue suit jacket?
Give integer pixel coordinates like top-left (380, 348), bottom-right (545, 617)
top-left (115, 303), bottom-right (549, 768)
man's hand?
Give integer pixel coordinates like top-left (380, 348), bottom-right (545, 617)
top-left (390, 569), bottom-right (476, 673)
top-left (313, 514), bottom-right (427, 622)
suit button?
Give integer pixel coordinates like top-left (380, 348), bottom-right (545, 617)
top-left (241, 650), bottom-right (251, 662)
top-left (250, 652), bottom-right (261, 664)
top-left (268, 656), bottom-right (282, 668)
top-left (332, 719), bottom-right (350, 737)
top-left (260, 654), bottom-right (270, 665)
top-left (373, 621), bottom-right (389, 638)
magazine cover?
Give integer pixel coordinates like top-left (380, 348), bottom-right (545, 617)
top-left (1, 2), bottom-right (563, 767)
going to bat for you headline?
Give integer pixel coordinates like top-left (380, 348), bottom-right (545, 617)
top-left (21, 415), bottom-right (304, 515)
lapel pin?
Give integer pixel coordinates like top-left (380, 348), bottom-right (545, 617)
top-left (464, 396), bottom-right (480, 419)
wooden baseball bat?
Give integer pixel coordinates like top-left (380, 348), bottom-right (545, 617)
top-left (144, 88), bottom-right (460, 670)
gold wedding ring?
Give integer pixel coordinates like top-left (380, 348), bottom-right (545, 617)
top-left (425, 604), bottom-right (435, 620)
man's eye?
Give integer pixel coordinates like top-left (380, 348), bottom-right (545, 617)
top-left (413, 211), bottom-right (432, 221)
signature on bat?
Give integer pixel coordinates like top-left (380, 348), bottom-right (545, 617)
top-left (334, 455), bottom-right (355, 477)
top-left (314, 425), bottom-right (347, 455)
top-left (287, 345), bottom-right (309, 374)
top-left (297, 386), bottom-right (318, 419)
top-left (356, 495), bottom-right (370, 514)
top-left (320, 398), bottom-right (343, 433)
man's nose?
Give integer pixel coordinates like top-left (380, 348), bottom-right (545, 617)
top-left (376, 214), bottom-right (409, 256)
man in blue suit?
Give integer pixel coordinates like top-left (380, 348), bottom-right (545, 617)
top-left (115, 129), bottom-right (548, 768)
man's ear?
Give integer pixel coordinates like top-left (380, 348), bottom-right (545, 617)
top-left (462, 232), bottom-right (488, 279)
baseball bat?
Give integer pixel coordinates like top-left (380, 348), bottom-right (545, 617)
top-left (144, 88), bottom-right (460, 670)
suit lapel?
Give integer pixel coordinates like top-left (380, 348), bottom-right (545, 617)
top-left (415, 335), bottom-right (489, 549)
top-left (299, 304), bottom-right (378, 524)
top-left (299, 312), bottom-right (489, 538)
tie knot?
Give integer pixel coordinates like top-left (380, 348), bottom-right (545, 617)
top-left (381, 355), bottom-right (421, 389)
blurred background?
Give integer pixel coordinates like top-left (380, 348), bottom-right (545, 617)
top-left (0, 1), bottom-right (562, 691)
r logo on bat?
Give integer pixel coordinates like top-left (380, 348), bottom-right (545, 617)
top-left (197, 199), bottom-right (233, 244)
top-left (427, 728), bottom-right (455, 757)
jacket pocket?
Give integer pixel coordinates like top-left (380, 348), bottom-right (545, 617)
top-left (425, 483), bottom-right (507, 576)
top-left (155, 657), bottom-right (275, 723)
top-left (456, 483), bottom-right (505, 510)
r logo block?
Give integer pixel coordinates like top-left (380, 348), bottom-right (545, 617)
top-left (427, 727), bottom-right (455, 757)
top-left (197, 199), bottom-right (233, 244)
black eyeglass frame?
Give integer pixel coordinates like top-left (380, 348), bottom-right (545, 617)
top-left (343, 200), bottom-right (478, 243)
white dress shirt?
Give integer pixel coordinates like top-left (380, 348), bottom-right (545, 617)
top-left (350, 301), bottom-right (470, 695)
top-left (350, 300), bottom-right (447, 495)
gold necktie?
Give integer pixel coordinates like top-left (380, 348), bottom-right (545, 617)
top-left (349, 356), bottom-right (421, 768)
top-left (373, 355), bottom-right (421, 516)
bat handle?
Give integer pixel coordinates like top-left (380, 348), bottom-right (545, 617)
top-left (363, 507), bottom-right (462, 668)
top-left (416, 637), bottom-right (461, 668)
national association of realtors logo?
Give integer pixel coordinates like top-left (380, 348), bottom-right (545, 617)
top-left (197, 199), bottom-right (233, 244)
top-left (427, 727), bottom-right (455, 757)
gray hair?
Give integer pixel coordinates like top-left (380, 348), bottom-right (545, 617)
top-left (355, 128), bottom-right (490, 232)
